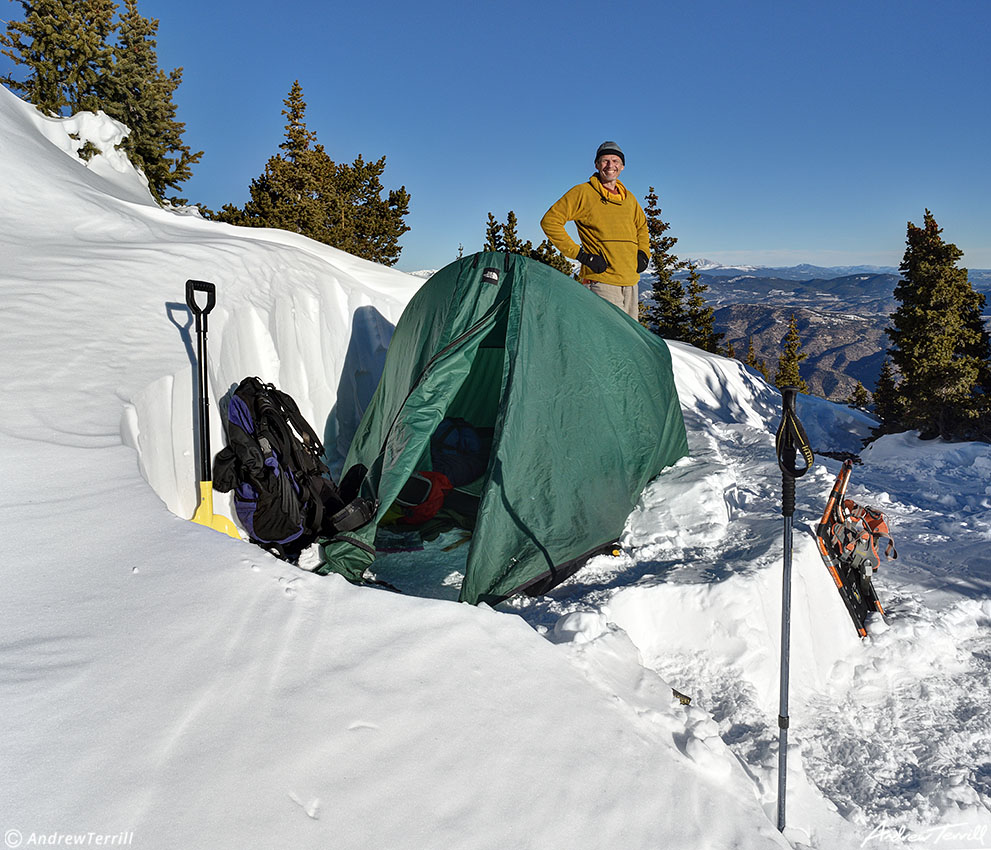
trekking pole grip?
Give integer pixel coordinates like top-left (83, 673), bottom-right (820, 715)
top-left (775, 386), bottom-right (813, 493)
top-left (782, 468), bottom-right (796, 518)
top-left (185, 279), bottom-right (217, 318)
top-left (775, 385), bottom-right (810, 518)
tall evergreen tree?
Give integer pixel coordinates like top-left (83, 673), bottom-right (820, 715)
top-left (774, 314), bottom-right (809, 392)
top-left (683, 261), bottom-right (725, 354)
top-left (333, 154), bottom-right (411, 267)
top-left (483, 213), bottom-right (503, 252)
top-left (98, 0), bottom-right (202, 203)
top-left (642, 187), bottom-right (689, 338)
top-left (883, 210), bottom-right (991, 439)
top-left (501, 210), bottom-right (525, 254)
top-left (215, 81), bottom-right (325, 234)
top-left (1, 0), bottom-right (115, 115)
top-left (216, 81), bottom-right (410, 266)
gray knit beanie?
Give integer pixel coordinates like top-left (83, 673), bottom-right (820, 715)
top-left (595, 141), bottom-right (625, 164)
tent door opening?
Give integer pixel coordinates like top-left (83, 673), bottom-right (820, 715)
top-left (370, 317), bottom-right (507, 596)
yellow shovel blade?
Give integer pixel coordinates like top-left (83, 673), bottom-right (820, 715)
top-left (190, 481), bottom-right (241, 540)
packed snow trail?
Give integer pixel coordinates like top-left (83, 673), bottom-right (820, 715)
top-left (510, 345), bottom-right (991, 846)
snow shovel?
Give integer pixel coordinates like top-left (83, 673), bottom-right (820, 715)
top-left (186, 279), bottom-right (240, 540)
top-left (773, 385), bottom-right (813, 832)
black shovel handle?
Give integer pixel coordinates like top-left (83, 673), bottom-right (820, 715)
top-left (185, 279), bottom-right (216, 482)
top-left (185, 280), bottom-right (217, 317)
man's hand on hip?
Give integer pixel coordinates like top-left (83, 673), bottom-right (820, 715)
top-left (577, 249), bottom-right (608, 275)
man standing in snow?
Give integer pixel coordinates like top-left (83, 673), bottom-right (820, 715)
top-left (540, 141), bottom-right (649, 320)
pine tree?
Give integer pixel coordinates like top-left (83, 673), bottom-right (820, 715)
top-left (846, 381), bottom-right (871, 410)
top-left (745, 335), bottom-right (769, 380)
top-left (871, 359), bottom-right (902, 433)
top-left (884, 210), bottom-right (991, 439)
top-left (217, 81), bottom-right (325, 235)
top-left (682, 261), bottom-right (725, 354)
top-left (2, 0), bottom-right (72, 113)
top-left (501, 210), bottom-right (524, 254)
top-left (333, 154), bottom-right (411, 266)
top-left (483, 213), bottom-right (503, 252)
top-left (642, 187), bottom-right (689, 338)
top-left (215, 81), bottom-right (409, 265)
top-left (482, 211), bottom-right (572, 275)
top-left (1, 0), bottom-right (115, 115)
top-left (638, 192), bottom-right (722, 349)
top-left (529, 238), bottom-right (574, 276)
top-left (774, 315), bottom-right (809, 392)
top-left (98, 0), bottom-right (202, 203)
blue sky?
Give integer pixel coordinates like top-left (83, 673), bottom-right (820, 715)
top-left (7, 0), bottom-right (991, 271)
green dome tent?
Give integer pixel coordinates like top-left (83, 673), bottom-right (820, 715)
top-left (318, 251), bottom-right (688, 605)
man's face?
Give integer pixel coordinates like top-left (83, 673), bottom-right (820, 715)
top-left (595, 154), bottom-right (624, 183)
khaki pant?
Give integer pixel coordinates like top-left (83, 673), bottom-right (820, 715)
top-left (584, 280), bottom-right (639, 320)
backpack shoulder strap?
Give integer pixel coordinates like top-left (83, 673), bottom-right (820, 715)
top-left (267, 384), bottom-right (324, 455)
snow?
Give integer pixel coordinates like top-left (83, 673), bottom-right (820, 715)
top-left (2, 84), bottom-right (990, 849)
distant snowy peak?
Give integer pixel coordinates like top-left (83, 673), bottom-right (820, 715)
top-left (688, 258), bottom-right (759, 273)
top-left (680, 260), bottom-right (900, 280)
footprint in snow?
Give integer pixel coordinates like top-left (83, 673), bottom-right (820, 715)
top-left (278, 575), bottom-right (300, 597)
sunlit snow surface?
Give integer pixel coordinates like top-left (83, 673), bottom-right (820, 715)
top-left (2, 86), bottom-right (989, 850)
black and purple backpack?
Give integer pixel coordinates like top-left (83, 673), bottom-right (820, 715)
top-left (213, 377), bottom-right (372, 562)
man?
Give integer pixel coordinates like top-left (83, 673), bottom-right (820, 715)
top-left (540, 141), bottom-right (649, 320)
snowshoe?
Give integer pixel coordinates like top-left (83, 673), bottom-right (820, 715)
top-left (815, 460), bottom-right (897, 637)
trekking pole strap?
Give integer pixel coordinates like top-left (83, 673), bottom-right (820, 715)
top-left (775, 387), bottom-right (814, 480)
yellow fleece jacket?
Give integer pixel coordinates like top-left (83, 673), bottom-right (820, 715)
top-left (540, 174), bottom-right (649, 286)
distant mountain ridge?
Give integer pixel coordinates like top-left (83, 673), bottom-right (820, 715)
top-left (685, 260), bottom-right (901, 280)
top-left (683, 260), bottom-right (991, 285)
top-left (648, 263), bottom-right (991, 402)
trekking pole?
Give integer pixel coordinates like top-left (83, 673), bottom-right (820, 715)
top-left (185, 280), bottom-right (240, 540)
top-left (773, 385), bottom-right (814, 833)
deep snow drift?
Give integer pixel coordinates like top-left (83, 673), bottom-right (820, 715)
top-left (1, 85), bottom-right (989, 850)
